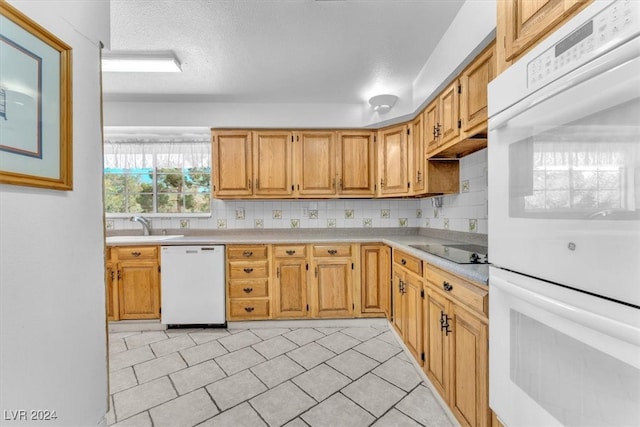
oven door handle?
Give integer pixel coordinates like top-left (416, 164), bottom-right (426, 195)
top-left (492, 278), bottom-right (640, 347)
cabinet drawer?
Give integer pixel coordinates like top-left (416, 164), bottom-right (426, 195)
top-left (117, 246), bottom-right (158, 260)
top-left (228, 261), bottom-right (269, 279)
top-left (426, 265), bottom-right (488, 316)
top-left (274, 245), bottom-right (307, 258)
top-left (229, 279), bottom-right (269, 298)
top-left (313, 244), bottom-right (352, 257)
top-left (393, 250), bottom-right (422, 275)
top-left (227, 245), bottom-right (268, 260)
top-left (229, 299), bottom-right (270, 318)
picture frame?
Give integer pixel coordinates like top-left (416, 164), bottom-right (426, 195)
top-left (0, 2), bottom-right (72, 190)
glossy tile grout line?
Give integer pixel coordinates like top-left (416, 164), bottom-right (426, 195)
top-left (106, 320), bottom-right (459, 427)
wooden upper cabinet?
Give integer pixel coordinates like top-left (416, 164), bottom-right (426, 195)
top-left (337, 131), bottom-right (376, 197)
top-left (296, 131), bottom-right (336, 197)
top-left (253, 131), bottom-right (293, 197)
top-left (378, 124), bottom-right (409, 196)
top-left (460, 42), bottom-right (495, 136)
top-left (212, 130), bottom-right (253, 197)
top-left (424, 101), bottom-right (440, 154)
top-left (409, 114), bottom-right (426, 195)
top-left (439, 80), bottom-right (461, 147)
top-left (498, 0), bottom-right (592, 72)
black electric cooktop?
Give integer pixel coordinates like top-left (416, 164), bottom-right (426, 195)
top-left (409, 243), bottom-right (488, 264)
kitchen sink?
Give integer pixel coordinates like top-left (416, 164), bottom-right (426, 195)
top-left (105, 235), bottom-right (184, 244)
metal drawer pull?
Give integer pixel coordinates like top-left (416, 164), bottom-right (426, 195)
top-left (327, 249), bottom-right (338, 255)
top-left (286, 250), bottom-right (296, 255)
top-left (243, 268), bottom-right (254, 273)
top-left (131, 251), bottom-right (141, 257)
top-left (243, 287), bottom-right (253, 293)
top-left (243, 251), bottom-right (253, 257)
top-left (401, 258), bottom-right (407, 265)
top-left (443, 281), bottom-right (453, 292)
top-left (244, 306), bottom-right (255, 312)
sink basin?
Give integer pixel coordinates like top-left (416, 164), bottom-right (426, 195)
top-left (106, 235), bottom-right (184, 244)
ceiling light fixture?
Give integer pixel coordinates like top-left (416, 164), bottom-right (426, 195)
top-left (102, 51), bottom-right (182, 73)
top-left (368, 94), bottom-right (398, 114)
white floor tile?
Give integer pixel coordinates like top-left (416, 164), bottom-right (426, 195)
top-left (149, 388), bottom-right (218, 427)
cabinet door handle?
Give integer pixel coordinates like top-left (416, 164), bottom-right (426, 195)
top-left (243, 251), bottom-right (253, 257)
top-left (327, 249), bottom-right (338, 255)
top-left (443, 281), bottom-right (453, 292)
top-left (117, 270), bottom-right (121, 280)
top-left (416, 170), bottom-right (422, 183)
top-left (401, 258), bottom-right (407, 265)
top-left (286, 250), bottom-right (296, 255)
top-left (243, 268), bottom-right (254, 274)
top-left (131, 251), bottom-right (141, 257)
top-left (440, 310), bottom-right (452, 335)
top-left (243, 287), bottom-right (253, 293)
top-left (244, 306), bottom-right (255, 313)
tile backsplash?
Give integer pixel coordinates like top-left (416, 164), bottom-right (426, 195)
top-left (109, 148), bottom-right (488, 234)
top-left (421, 148), bottom-right (488, 234)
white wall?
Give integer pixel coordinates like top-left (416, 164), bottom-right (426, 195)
top-left (103, 0), bottom-right (496, 129)
top-left (0, 1), bottom-right (110, 426)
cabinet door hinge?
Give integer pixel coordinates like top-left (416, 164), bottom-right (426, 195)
top-left (421, 289), bottom-right (425, 299)
top-left (457, 119), bottom-right (462, 129)
top-left (158, 265), bottom-right (161, 273)
top-left (421, 352), bottom-right (425, 361)
top-left (408, 182), bottom-right (411, 189)
top-left (306, 304), bottom-right (309, 311)
top-left (407, 128), bottom-right (410, 135)
top-left (306, 263), bottom-right (309, 271)
top-left (351, 263), bottom-right (354, 270)
top-left (159, 307), bottom-right (162, 314)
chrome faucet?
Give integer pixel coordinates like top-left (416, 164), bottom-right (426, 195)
top-left (130, 215), bottom-right (152, 236)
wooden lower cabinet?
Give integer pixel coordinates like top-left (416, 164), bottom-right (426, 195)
top-left (106, 246), bottom-right (160, 320)
top-left (424, 264), bottom-right (489, 427)
top-left (106, 259), bottom-right (118, 321)
top-left (392, 250), bottom-right (424, 364)
top-left (310, 244), bottom-right (354, 318)
top-left (359, 244), bottom-right (390, 318)
top-left (273, 245), bottom-right (308, 318)
top-left (226, 245), bottom-right (271, 320)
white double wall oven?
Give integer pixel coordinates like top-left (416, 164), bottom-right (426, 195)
top-left (488, 1), bottom-right (640, 425)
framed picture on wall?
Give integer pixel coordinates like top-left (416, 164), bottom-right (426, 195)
top-left (0, 2), bottom-right (72, 190)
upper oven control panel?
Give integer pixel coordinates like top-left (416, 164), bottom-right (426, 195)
top-left (527, 0), bottom-right (639, 89)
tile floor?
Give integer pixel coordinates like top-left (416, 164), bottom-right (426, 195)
top-left (107, 321), bottom-right (455, 427)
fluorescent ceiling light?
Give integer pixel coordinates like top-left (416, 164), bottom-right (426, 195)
top-left (102, 52), bottom-right (182, 73)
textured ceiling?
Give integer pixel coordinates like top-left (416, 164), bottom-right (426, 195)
top-left (103, 0), bottom-right (466, 104)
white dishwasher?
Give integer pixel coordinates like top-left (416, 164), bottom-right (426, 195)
top-left (160, 245), bottom-right (226, 327)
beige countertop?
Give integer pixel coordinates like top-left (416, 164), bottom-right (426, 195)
top-left (106, 228), bottom-right (489, 285)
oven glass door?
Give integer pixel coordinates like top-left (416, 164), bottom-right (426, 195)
top-left (488, 51), bottom-right (640, 306)
top-left (489, 267), bottom-right (640, 427)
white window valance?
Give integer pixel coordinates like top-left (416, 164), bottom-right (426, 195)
top-left (104, 128), bottom-right (210, 170)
